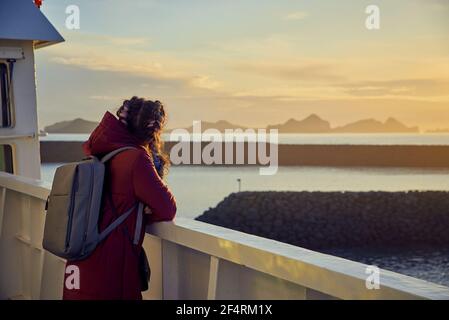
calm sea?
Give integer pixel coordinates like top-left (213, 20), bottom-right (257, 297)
top-left (41, 164), bottom-right (449, 219)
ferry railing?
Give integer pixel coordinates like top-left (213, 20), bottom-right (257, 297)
top-left (1, 172), bottom-right (449, 300)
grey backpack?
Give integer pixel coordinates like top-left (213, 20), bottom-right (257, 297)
top-left (42, 147), bottom-right (144, 261)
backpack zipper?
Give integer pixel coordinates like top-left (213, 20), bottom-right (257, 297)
top-left (81, 165), bottom-right (94, 252)
top-left (65, 174), bottom-right (77, 249)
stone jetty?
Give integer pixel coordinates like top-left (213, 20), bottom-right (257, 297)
top-left (196, 191), bottom-right (449, 250)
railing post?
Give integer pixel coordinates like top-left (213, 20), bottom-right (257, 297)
top-left (162, 240), bottom-right (180, 299)
top-left (207, 256), bottom-right (220, 300)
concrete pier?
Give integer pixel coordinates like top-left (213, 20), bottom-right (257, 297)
top-left (40, 141), bottom-right (449, 168)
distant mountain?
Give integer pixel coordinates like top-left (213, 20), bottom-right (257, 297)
top-left (267, 114), bottom-right (331, 133)
top-left (383, 117), bottom-right (419, 133)
top-left (44, 118), bottom-right (99, 134)
top-left (44, 115), bottom-right (420, 134)
top-left (266, 115), bottom-right (418, 133)
top-left (333, 117), bottom-right (419, 133)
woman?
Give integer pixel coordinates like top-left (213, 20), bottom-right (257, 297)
top-left (63, 96), bottom-right (177, 300)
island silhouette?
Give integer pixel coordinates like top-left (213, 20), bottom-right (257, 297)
top-left (43, 114), bottom-right (419, 134)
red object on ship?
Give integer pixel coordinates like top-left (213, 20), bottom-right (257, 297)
top-left (34, 0), bottom-right (43, 9)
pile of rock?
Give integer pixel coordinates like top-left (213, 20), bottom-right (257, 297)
top-left (195, 191), bottom-right (449, 250)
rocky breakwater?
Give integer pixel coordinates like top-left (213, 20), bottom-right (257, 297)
top-left (195, 191), bottom-right (449, 250)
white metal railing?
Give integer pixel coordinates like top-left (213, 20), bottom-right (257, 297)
top-left (1, 172), bottom-right (449, 300)
top-left (0, 133), bottom-right (35, 140)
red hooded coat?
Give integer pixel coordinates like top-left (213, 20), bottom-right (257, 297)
top-left (62, 112), bottom-right (177, 300)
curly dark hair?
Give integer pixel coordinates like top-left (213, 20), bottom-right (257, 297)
top-left (116, 96), bottom-right (170, 178)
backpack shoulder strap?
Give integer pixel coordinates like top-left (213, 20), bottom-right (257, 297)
top-left (97, 202), bottom-right (144, 243)
top-left (101, 146), bottom-right (137, 163)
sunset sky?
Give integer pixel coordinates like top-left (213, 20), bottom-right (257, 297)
top-left (36, 0), bottom-right (449, 131)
